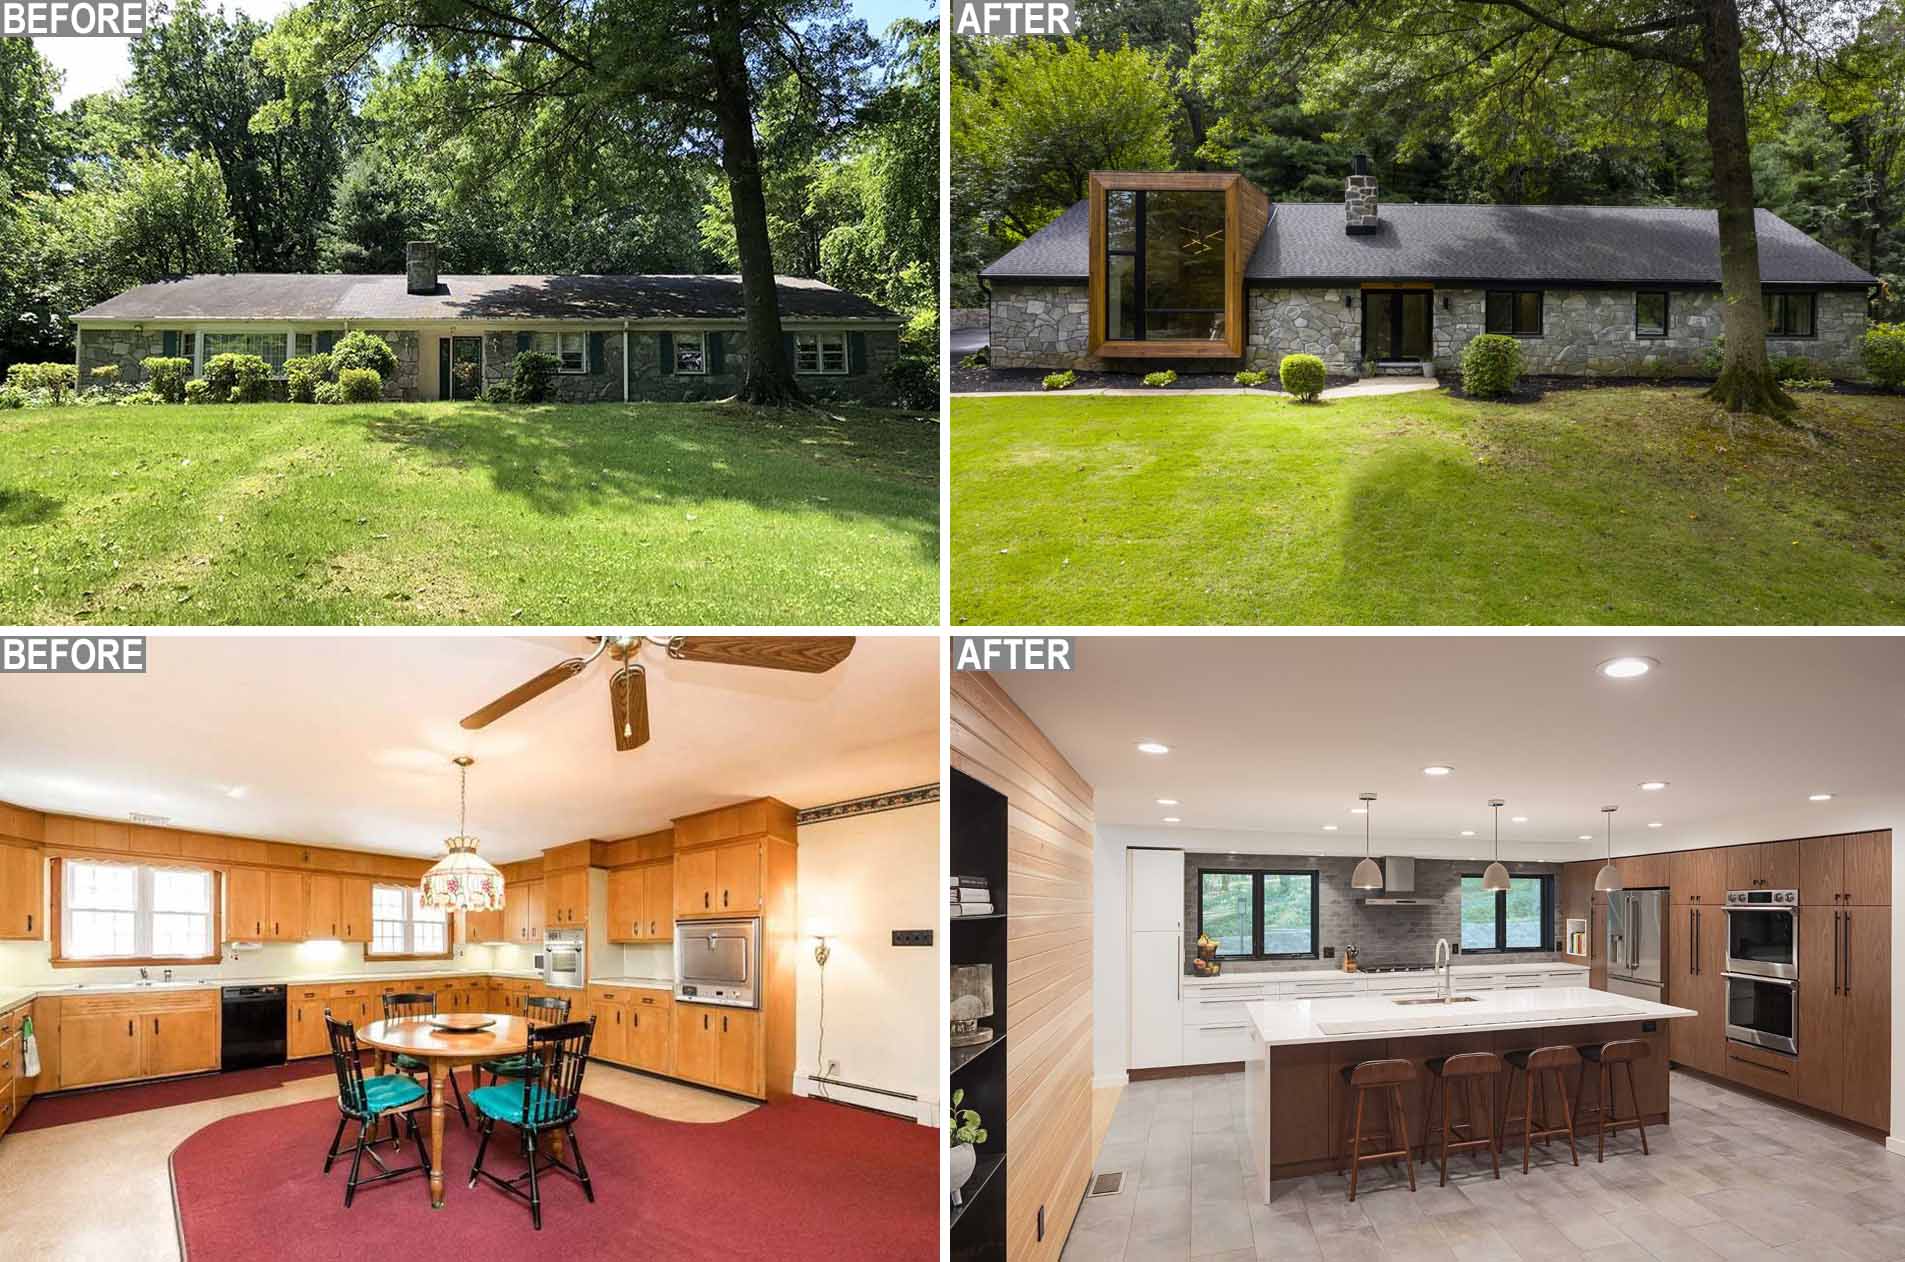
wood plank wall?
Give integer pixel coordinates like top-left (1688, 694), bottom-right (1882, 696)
top-left (951, 671), bottom-right (1096, 1262)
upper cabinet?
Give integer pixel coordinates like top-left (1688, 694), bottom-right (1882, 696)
top-left (510, 880), bottom-right (545, 942)
top-left (266, 871), bottom-right (305, 941)
top-left (304, 874), bottom-right (342, 940)
top-left (672, 799), bottom-right (790, 921)
top-left (227, 868), bottom-right (268, 941)
top-left (1799, 832), bottom-right (1891, 906)
top-left (1614, 852), bottom-right (1670, 890)
top-left (545, 868), bottom-right (588, 926)
top-left (1668, 848), bottom-right (1726, 905)
top-left (1726, 840), bottom-right (1800, 891)
top-left (0, 843), bottom-right (43, 940)
top-left (608, 865), bottom-right (671, 942)
top-left (340, 876), bottom-right (373, 942)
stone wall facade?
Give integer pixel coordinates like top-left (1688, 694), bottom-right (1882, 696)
top-left (1245, 288), bottom-right (1364, 373)
top-left (358, 329), bottom-right (420, 401)
top-left (989, 283), bottom-right (1101, 370)
top-left (75, 329), bottom-right (170, 383)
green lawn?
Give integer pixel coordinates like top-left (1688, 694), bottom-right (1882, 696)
top-left (952, 386), bottom-right (1905, 625)
top-left (0, 400), bottom-right (938, 625)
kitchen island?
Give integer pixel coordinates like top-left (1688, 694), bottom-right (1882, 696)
top-left (1244, 986), bottom-right (1697, 1201)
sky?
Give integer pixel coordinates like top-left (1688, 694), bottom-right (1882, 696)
top-left (40, 0), bottom-right (933, 107)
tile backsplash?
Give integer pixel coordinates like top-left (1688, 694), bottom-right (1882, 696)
top-left (1182, 853), bottom-right (1565, 974)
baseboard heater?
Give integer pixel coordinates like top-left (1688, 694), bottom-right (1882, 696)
top-left (806, 1074), bottom-right (918, 1119)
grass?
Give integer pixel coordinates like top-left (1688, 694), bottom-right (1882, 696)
top-left (951, 385), bottom-right (1905, 625)
top-left (0, 400), bottom-right (938, 625)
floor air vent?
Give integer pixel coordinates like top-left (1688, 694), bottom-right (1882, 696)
top-left (1087, 1171), bottom-right (1125, 1198)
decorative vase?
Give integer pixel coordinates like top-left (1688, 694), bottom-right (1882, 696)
top-left (949, 1141), bottom-right (976, 1206)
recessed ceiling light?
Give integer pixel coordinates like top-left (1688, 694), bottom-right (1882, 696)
top-left (1423, 765), bottom-right (1454, 776)
top-left (1322, 825), bottom-right (1339, 831)
top-left (1648, 821), bottom-right (1664, 829)
top-left (1137, 741), bottom-right (1170, 755)
top-left (1460, 830), bottom-right (1476, 837)
top-left (1162, 816), bottom-right (1181, 824)
top-left (1156, 798), bottom-right (1179, 806)
top-left (1809, 793), bottom-right (1834, 801)
top-left (225, 785), bottom-right (248, 799)
top-left (1639, 781), bottom-right (1668, 791)
top-left (1578, 834), bottom-right (1594, 841)
top-left (1511, 815), bottom-right (1528, 823)
top-left (1597, 655), bottom-right (1658, 679)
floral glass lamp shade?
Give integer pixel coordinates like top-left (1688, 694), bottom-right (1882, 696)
top-left (419, 755), bottom-right (506, 912)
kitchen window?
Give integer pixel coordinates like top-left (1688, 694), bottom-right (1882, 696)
top-left (1763, 292), bottom-right (1817, 338)
top-left (1484, 290), bottom-right (1544, 336)
top-left (674, 331), bottom-right (707, 374)
top-left (54, 858), bottom-right (218, 964)
top-left (1459, 873), bottom-right (1554, 953)
top-left (531, 331), bottom-right (588, 373)
top-left (795, 331), bottom-right (848, 375)
top-left (1197, 869), bottom-right (1318, 960)
top-left (367, 883), bottom-right (450, 959)
top-left (1635, 290), bottom-right (1669, 337)
top-left (202, 331), bottom-right (290, 377)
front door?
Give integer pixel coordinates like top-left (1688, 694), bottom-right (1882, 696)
top-left (1361, 290), bottom-right (1432, 361)
top-left (437, 335), bottom-right (483, 400)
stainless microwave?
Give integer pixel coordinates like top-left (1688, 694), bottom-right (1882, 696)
top-left (674, 918), bottom-right (760, 1009)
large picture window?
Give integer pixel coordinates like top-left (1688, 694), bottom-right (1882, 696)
top-left (1764, 292), bottom-right (1817, 338)
top-left (367, 883), bottom-right (450, 958)
top-left (1460, 874), bottom-right (1554, 953)
top-left (55, 858), bottom-right (218, 964)
top-left (1484, 290), bottom-right (1544, 336)
top-left (203, 332), bottom-right (289, 377)
top-left (1198, 869), bottom-right (1318, 959)
top-left (1103, 188), bottom-right (1227, 341)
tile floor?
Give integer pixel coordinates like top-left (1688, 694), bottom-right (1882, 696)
top-left (0, 1061), bottom-right (752, 1262)
top-left (1063, 1069), bottom-right (1905, 1261)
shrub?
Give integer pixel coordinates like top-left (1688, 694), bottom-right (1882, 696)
top-left (0, 387), bottom-right (24, 409)
top-left (1278, 354), bottom-right (1327, 401)
top-left (1859, 322), bottom-right (1905, 390)
top-left (510, 350), bottom-right (559, 403)
top-left (117, 390), bottom-right (163, 406)
top-left (141, 356), bottom-right (192, 404)
top-left (1042, 370), bottom-right (1078, 391)
top-left (90, 364), bottom-right (121, 385)
top-left (1769, 353), bottom-right (1815, 382)
top-left (1141, 369), bottom-right (1177, 388)
top-left (184, 378), bottom-right (213, 404)
top-left (338, 367), bottom-right (382, 403)
top-left (883, 356), bottom-right (937, 409)
top-left (959, 348), bottom-right (989, 368)
top-left (204, 352), bottom-right (272, 403)
top-left (284, 354), bottom-right (330, 403)
top-left (1781, 377), bottom-right (1833, 392)
top-left (313, 380), bottom-right (343, 406)
top-left (1460, 334), bottom-right (1524, 399)
top-left (6, 362), bottom-right (78, 405)
top-left (328, 330), bottom-right (398, 379)
top-left (1701, 335), bottom-right (1726, 378)
top-left (1234, 369), bottom-right (1269, 387)
top-left (483, 383), bottom-right (515, 404)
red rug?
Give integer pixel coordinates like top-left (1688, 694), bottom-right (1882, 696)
top-left (170, 1093), bottom-right (936, 1260)
top-left (14, 1058), bottom-right (338, 1132)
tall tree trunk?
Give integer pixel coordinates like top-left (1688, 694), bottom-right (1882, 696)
top-left (708, 3), bottom-right (803, 406)
top-left (1701, 0), bottom-right (1792, 415)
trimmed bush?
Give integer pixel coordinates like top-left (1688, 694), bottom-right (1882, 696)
top-left (204, 353), bottom-right (272, 403)
top-left (511, 350), bottom-right (559, 403)
top-left (90, 364), bottom-right (121, 385)
top-left (1234, 369), bottom-right (1269, 387)
top-left (883, 356), bottom-right (936, 408)
top-left (0, 387), bottom-right (23, 409)
top-left (1769, 353), bottom-right (1815, 382)
top-left (1278, 354), bottom-right (1327, 401)
top-left (313, 380), bottom-right (344, 406)
top-left (328, 330), bottom-right (398, 379)
top-left (1460, 334), bottom-right (1524, 399)
top-left (141, 356), bottom-right (192, 404)
top-left (184, 378), bottom-right (213, 404)
top-left (117, 390), bottom-right (164, 406)
top-left (1782, 377), bottom-right (1833, 392)
top-left (959, 349), bottom-right (988, 368)
top-left (284, 354), bottom-right (331, 403)
top-left (338, 368), bottom-right (382, 403)
top-left (1860, 322), bottom-right (1905, 390)
top-left (6, 362), bottom-right (78, 405)
top-left (483, 383), bottom-right (515, 404)
top-left (1042, 370), bottom-right (1078, 391)
top-left (1141, 370), bottom-right (1177, 388)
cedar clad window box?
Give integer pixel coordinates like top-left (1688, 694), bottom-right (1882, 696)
top-left (1087, 172), bottom-right (1270, 361)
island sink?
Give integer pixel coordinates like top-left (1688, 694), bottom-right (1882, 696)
top-left (1389, 994), bottom-right (1478, 1005)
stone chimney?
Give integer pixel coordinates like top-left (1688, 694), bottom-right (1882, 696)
top-left (406, 240), bottom-right (439, 294)
top-left (1345, 154), bottom-right (1379, 235)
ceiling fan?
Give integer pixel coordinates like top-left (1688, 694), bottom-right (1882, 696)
top-left (459, 636), bottom-right (856, 751)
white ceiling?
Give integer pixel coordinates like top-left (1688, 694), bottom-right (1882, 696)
top-left (0, 634), bottom-right (939, 861)
top-left (996, 636), bottom-right (1905, 863)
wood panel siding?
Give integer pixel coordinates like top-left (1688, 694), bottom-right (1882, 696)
top-left (951, 672), bottom-right (1095, 1262)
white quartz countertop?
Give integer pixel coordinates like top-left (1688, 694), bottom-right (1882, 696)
top-left (1247, 986), bottom-right (1694, 1046)
top-left (1187, 961), bottom-right (1586, 986)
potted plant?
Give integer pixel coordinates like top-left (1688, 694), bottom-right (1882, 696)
top-left (950, 1088), bottom-right (987, 1205)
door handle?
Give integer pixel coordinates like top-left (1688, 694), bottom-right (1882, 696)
top-left (722, 1015), bottom-right (729, 1033)
top-left (1833, 910), bottom-right (1841, 994)
top-left (1177, 934), bottom-right (1183, 1001)
top-left (703, 891), bottom-right (709, 909)
top-left (703, 1013), bottom-right (709, 1030)
top-left (126, 1019), bottom-right (132, 1036)
top-left (1843, 912), bottom-right (1851, 994)
top-left (154, 1018), bottom-right (159, 1034)
top-left (25, 914), bottom-right (30, 932)
top-left (722, 889), bottom-right (729, 908)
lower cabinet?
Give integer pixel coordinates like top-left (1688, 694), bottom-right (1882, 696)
top-left (672, 1003), bottom-right (761, 1097)
top-left (289, 998), bottom-right (329, 1059)
top-left (628, 1001), bottom-right (671, 1074)
top-left (59, 993), bottom-right (219, 1088)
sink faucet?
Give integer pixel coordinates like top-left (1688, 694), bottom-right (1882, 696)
top-left (163, 968), bottom-right (173, 983)
top-left (1434, 938), bottom-right (1452, 1000)
top-left (138, 967), bottom-right (149, 982)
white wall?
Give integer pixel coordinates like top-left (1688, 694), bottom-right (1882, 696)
top-left (0, 935), bottom-right (497, 988)
top-left (1092, 824), bottom-right (1129, 1087)
top-left (794, 800), bottom-right (938, 1124)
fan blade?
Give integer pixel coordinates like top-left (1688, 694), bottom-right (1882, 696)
top-left (459, 658), bottom-right (589, 729)
top-left (666, 636), bottom-right (855, 673)
top-left (609, 665), bottom-right (651, 751)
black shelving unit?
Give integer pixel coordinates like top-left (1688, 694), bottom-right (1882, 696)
top-left (950, 768), bottom-right (1008, 1261)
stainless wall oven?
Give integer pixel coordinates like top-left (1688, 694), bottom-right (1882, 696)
top-left (1724, 971), bottom-right (1798, 1055)
top-left (675, 917), bottom-right (761, 1009)
top-left (538, 928), bottom-right (586, 990)
top-left (1723, 888), bottom-right (1798, 979)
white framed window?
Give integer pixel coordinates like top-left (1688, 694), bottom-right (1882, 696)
top-left (57, 859), bottom-right (216, 962)
top-left (795, 331), bottom-right (848, 375)
top-left (674, 331), bottom-right (707, 374)
top-left (531, 331), bottom-right (588, 373)
top-left (203, 331), bottom-right (290, 378)
top-left (367, 883), bottom-right (450, 958)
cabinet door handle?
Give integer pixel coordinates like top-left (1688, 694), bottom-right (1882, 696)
top-left (722, 1015), bottom-right (728, 1033)
top-left (1833, 910), bottom-right (1841, 993)
top-left (154, 1017), bottom-right (159, 1034)
top-left (722, 889), bottom-right (728, 907)
top-left (703, 891), bottom-right (709, 909)
top-left (25, 914), bottom-right (30, 932)
top-left (126, 1019), bottom-right (132, 1037)
top-left (703, 1013), bottom-right (709, 1030)
top-left (1843, 912), bottom-right (1852, 993)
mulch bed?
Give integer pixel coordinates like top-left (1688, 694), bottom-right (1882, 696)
top-left (950, 358), bottom-right (1358, 394)
top-left (1440, 375), bottom-right (1892, 404)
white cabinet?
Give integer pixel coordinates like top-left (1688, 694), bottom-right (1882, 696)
top-left (1128, 849), bottom-right (1184, 932)
top-left (1129, 932), bottom-right (1184, 1068)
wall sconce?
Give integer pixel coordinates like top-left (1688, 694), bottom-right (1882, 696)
top-left (1442, 295), bottom-right (1451, 311)
top-left (809, 920), bottom-right (833, 967)
top-left (1343, 293), bottom-right (1354, 310)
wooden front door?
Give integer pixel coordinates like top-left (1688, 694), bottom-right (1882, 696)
top-left (438, 336), bottom-right (483, 400)
top-left (1361, 290), bottom-right (1432, 360)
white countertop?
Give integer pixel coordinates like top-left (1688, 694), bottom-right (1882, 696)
top-left (0, 967), bottom-right (543, 1009)
top-left (1246, 986), bottom-right (1694, 1046)
top-left (1187, 960), bottom-right (1585, 987)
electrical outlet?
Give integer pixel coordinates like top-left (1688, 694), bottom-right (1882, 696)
top-left (892, 929), bottom-right (933, 946)
top-left (826, 1059), bottom-right (840, 1078)
top-left (1322, 945), bottom-right (1334, 958)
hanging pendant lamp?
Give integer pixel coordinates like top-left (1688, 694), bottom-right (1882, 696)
top-left (1351, 792), bottom-right (1383, 889)
top-left (1594, 804), bottom-right (1624, 893)
top-left (419, 755), bottom-right (506, 911)
top-left (1481, 799), bottom-right (1511, 892)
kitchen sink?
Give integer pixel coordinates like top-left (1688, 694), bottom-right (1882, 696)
top-left (1390, 995), bottom-right (1480, 1005)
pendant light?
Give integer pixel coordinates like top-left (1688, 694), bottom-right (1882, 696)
top-left (1481, 799), bottom-right (1510, 892)
top-left (419, 755), bottom-right (506, 911)
top-left (1351, 792), bottom-right (1383, 889)
top-left (1594, 804), bottom-right (1623, 893)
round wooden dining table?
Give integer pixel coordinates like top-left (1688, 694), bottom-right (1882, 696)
top-left (356, 1013), bottom-right (535, 1208)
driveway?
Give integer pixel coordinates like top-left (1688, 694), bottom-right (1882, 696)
top-left (950, 326), bottom-right (989, 357)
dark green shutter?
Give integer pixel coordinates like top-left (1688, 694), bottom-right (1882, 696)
top-left (848, 331), bottom-right (868, 376)
top-left (588, 331), bottom-right (606, 374)
top-left (161, 331), bottom-right (178, 357)
top-left (782, 333), bottom-right (797, 372)
top-left (708, 332), bottom-right (725, 374)
top-left (517, 332), bottom-right (530, 354)
top-left (658, 331), bottom-right (674, 375)
top-left (317, 330), bottom-right (336, 353)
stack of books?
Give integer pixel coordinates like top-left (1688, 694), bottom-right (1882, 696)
top-left (950, 875), bottom-right (994, 917)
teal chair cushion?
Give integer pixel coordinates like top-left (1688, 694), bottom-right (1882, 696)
top-left (391, 1052), bottom-right (428, 1073)
top-left (481, 1053), bottom-right (539, 1078)
top-left (470, 1083), bottom-right (572, 1127)
top-left (351, 1073), bottom-right (426, 1117)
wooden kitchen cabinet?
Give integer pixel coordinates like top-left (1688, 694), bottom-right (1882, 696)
top-left (629, 999), bottom-right (671, 1073)
top-left (142, 1003), bottom-right (219, 1077)
top-left (675, 849), bottom-right (717, 917)
top-left (1841, 905), bottom-right (1890, 1129)
top-left (58, 993), bottom-right (219, 1088)
top-left (1798, 908), bottom-right (1842, 1115)
top-left (1668, 847), bottom-right (1726, 905)
top-left (289, 998), bottom-right (329, 1058)
top-left (267, 870), bottom-right (305, 940)
top-left (607, 868), bottom-right (643, 942)
top-left (228, 867), bottom-right (268, 940)
top-left (546, 869), bottom-right (587, 926)
top-left (590, 998), bottom-right (629, 1063)
top-left (511, 881), bottom-right (545, 942)
top-left (714, 1008), bottom-right (761, 1095)
top-left (1588, 904), bottom-right (1607, 990)
top-left (1727, 841), bottom-right (1799, 892)
top-left (1667, 903), bottom-right (1724, 1077)
top-left (340, 877), bottom-right (373, 942)
top-left (305, 874), bottom-right (342, 939)
top-left (673, 1005), bottom-right (718, 1085)
top-left (0, 842), bottom-right (42, 939)
top-left (642, 864), bottom-right (673, 939)
top-left (1845, 832), bottom-right (1890, 906)
top-left (465, 905), bottom-right (507, 943)
top-left (59, 1009), bottom-right (144, 1088)
top-left (1614, 852), bottom-right (1670, 889)
top-left (676, 842), bottom-right (761, 919)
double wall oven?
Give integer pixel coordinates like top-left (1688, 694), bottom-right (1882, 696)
top-left (1722, 889), bottom-right (1798, 1055)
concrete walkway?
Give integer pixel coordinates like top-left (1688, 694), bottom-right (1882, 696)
top-left (957, 377), bottom-right (1442, 400)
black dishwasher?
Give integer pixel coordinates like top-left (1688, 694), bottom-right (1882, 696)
top-left (220, 984), bottom-right (287, 1072)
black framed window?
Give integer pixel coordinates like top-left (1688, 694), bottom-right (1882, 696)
top-left (1459, 874), bottom-right (1554, 953)
top-left (1764, 292), bottom-right (1817, 338)
top-left (1198, 869), bottom-right (1318, 959)
top-left (1635, 290), bottom-right (1669, 337)
top-left (1103, 188), bottom-right (1227, 341)
top-left (1484, 290), bottom-right (1544, 336)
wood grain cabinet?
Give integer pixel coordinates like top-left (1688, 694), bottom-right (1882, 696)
top-left (288, 998), bottom-right (329, 1058)
top-left (510, 881), bottom-right (545, 942)
top-left (340, 877), bottom-right (373, 942)
top-left (1726, 840), bottom-right (1800, 892)
top-left (608, 865), bottom-right (675, 942)
top-left (227, 868), bottom-right (269, 941)
top-left (266, 871), bottom-right (305, 940)
top-left (676, 842), bottom-right (762, 919)
top-left (305, 874), bottom-right (342, 939)
top-left (464, 906), bottom-right (507, 943)
top-left (671, 1003), bottom-right (759, 1095)
top-left (1614, 852), bottom-right (1670, 889)
top-left (629, 996), bottom-right (671, 1073)
top-left (1800, 833), bottom-right (1891, 907)
top-left (0, 843), bottom-right (42, 940)
top-left (1797, 903), bottom-right (1891, 1129)
top-left (1666, 903), bottom-right (1725, 1076)
top-left (59, 993), bottom-right (218, 1088)
top-left (674, 849), bottom-right (717, 918)
top-left (546, 869), bottom-right (587, 926)
top-left (1668, 848), bottom-right (1726, 905)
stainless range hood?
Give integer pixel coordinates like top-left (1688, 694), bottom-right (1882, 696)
top-left (1360, 857), bottom-right (1434, 905)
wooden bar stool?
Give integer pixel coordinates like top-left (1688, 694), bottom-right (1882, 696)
top-left (1418, 1051), bottom-right (1502, 1186)
top-left (1500, 1045), bottom-right (1580, 1173)
top-left (1572, 1038), bottom-right (1651, 1162)
top-left (1338, 1057), bottom-right (1417, 1201)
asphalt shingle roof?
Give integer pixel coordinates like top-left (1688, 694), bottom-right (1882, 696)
top-left (73, 273), bottom-right (901, 322)
top-left (980, 201), bottom-right (1877, 287)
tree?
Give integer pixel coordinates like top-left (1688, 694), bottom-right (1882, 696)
top-left (1075, 0), bottom-right (1212, 164)
top-left (0, 40), bottom-right (65, 197)
top-left (260, 0), bottom-right (874, 407)
top-left (1194, 0), bottom-right (1875, 415)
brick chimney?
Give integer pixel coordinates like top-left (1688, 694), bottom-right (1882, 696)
top-left (406, 240), bottom-right (439, 294)
top-left (1345, 154), bottom-right (1379, 235)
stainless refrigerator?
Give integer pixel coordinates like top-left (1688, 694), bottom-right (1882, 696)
top-left (1605, 888), bottom-right (1666, 1002)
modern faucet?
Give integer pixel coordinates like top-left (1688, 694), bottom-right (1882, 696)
top-left (1434, 938), bottom-right (1452, 1000)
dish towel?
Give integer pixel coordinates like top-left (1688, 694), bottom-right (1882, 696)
top-left (20, 1016), bottom-right (40, 1078)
